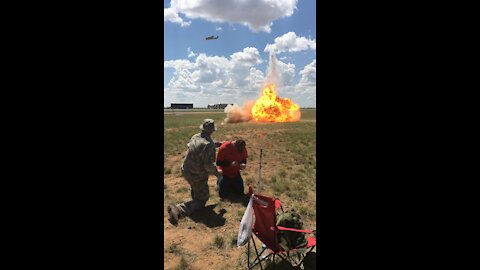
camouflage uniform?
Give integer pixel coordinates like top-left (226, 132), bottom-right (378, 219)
top-left (174, 119), bottom-right (220, 218)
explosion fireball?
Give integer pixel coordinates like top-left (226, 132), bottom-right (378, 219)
top-left (223, 52), bottom-right (301, 124)
top-left (251, 84), bottom-right (301, 122)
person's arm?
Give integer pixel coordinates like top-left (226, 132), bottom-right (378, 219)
top-left (203, 143), bottom-right (222, 177)
top-left (240, 148), bottom-right (248, 170)
top-left (215, 145), bottom-right (226, 175)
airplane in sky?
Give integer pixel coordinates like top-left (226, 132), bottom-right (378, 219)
top-left (205, 35), bottom-right (219, 40)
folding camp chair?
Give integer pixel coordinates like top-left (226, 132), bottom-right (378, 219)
top-left (247, 193), bottom-right (316, 270)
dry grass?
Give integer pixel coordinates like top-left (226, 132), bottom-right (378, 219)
top-left (176, 256), bottom-right (189, 270)
top-left (213, 234), bottom-right (225, 249)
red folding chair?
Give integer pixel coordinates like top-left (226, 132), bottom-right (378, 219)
top-left (247, 193), bottom-right (316, 269)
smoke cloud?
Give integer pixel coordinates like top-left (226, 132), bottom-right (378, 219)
top-left (265, 52), bottom-right (280, 86)
top-left (223, 101), bottom-right (255, 123)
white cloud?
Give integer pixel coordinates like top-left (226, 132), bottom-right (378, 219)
top-left (164, 48), bottom-right (316, 107)
top-left (164, 8), bottom-right (192, 27)
top-left (216, 27), bottom-right (222, 31)
top-left (298, 59), bottom-right (316, 86)
top-left (294, 59), bottom-right (316, 107)
top-left (265, 32), bottom-right (316, 54)
top-left (192, 54), bottom-right (232, 85)
top-left (187, 47), bottom-right (197, 58)
top-left (165, 48), bottom-right (264, 105)
top-left (168, 0), bottom-right (297, 33)
top-left (164, 59), bottom-right (195, 70)
top-left (275, 59), bottom-right (296, 86)
top-left (230, 47), bottom-right (262, 66)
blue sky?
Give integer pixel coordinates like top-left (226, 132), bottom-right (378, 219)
top-left (164, 0), bottom-right (316, 108)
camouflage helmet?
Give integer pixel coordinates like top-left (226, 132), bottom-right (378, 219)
top-left (200, 119), bottom-right (216, 132)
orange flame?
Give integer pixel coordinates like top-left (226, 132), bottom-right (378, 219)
top-left (251, 84), bottom-right (301, 122)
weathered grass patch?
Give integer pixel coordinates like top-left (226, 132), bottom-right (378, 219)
top-left (298, 205), bottom-right (315, 218)
top-left (290, 172), bottom-right (303, 180)
top-left (271, 176), bottom-right (277, 183)
top-left (272, 179), bottom-right (290, 194)
top-left (229, 233), bottom-right (238, 247)
top-left (176, 256), bottom-right (188, 270)
top-left (176, 187), bottom-right (189, 193)
top-left (213, 234), bottom-right (225, 249)
top-left (286, 190), bottom-right (304, 201)
top-left (166, 242), bottom-right (182, 254)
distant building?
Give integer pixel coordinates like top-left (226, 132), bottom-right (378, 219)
top-left (207, 103), bottom-right (233, 109)
top-left (170, 103), bottom-right (193, 109)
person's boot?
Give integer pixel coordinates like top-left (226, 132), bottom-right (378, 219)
top-left (167, 204), bottom-right (180, 225)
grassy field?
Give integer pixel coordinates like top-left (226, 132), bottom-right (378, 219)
top-left (164, 109), bottom-right (316, 269)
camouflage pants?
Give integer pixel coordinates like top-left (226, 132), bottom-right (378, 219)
top-left (176, 169), bottom-right (209, 217)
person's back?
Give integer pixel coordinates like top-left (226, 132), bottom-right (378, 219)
top-left (182, 132), bottom-right (215, 177)
top-left (217, 141), bottom-right (247, 178)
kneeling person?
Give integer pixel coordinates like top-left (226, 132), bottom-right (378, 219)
top-left (167, 119), bottom-right (223, 225)
top-left (216, 140), bottom-right (248, 198)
